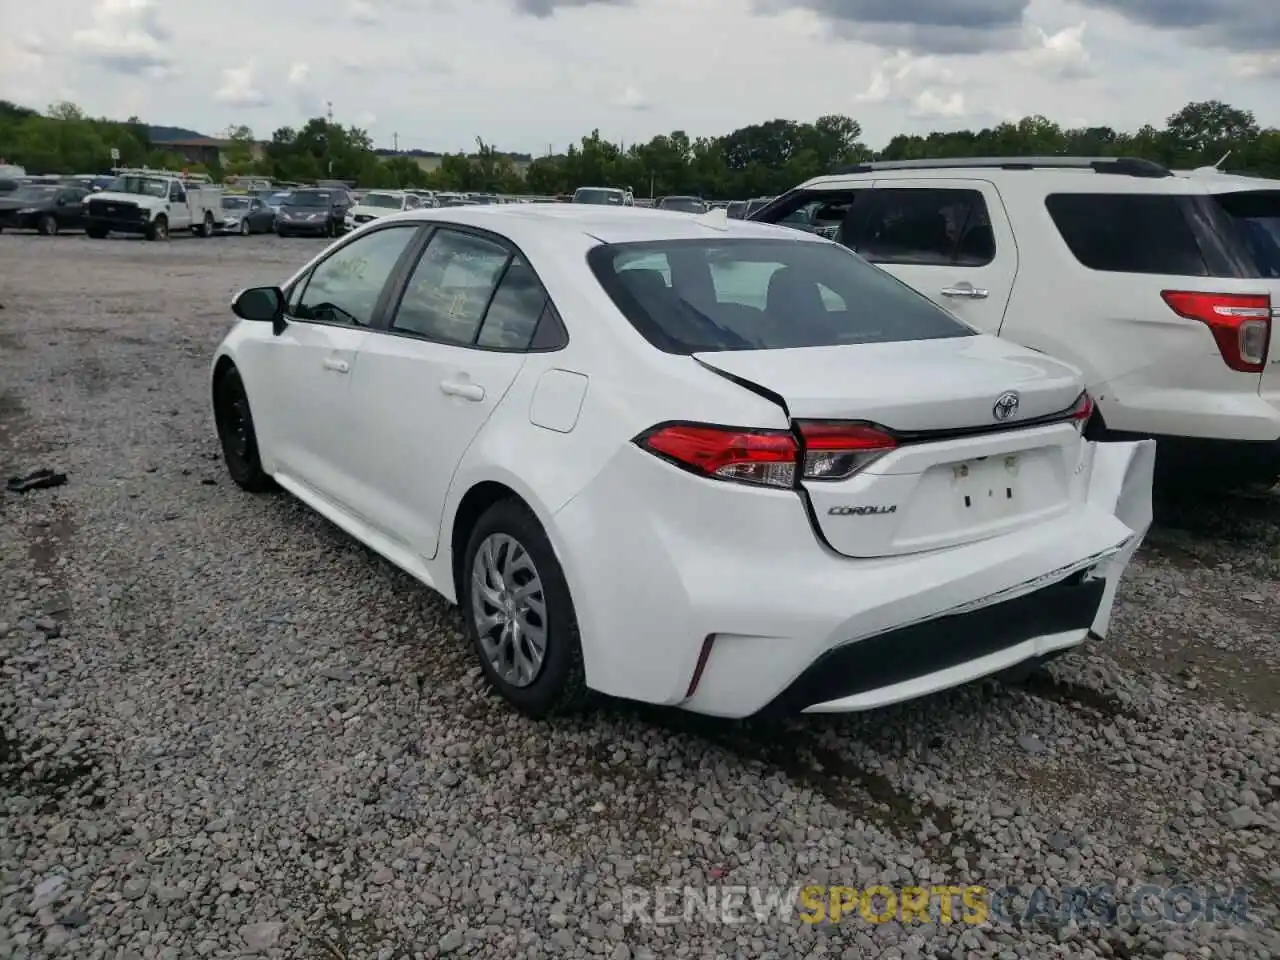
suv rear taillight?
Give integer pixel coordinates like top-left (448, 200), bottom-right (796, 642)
top-left (634, 421), bottom-right (897, 488)
top-left (1161, 291), bottom-right (1271, 373)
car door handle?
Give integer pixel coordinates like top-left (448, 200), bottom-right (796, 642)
top-left (440, 381), bottom-right (484, 401)
top-left (322, 357), bottom-right (350, 374)
top-left (941, 284), bottom-right (988, 299)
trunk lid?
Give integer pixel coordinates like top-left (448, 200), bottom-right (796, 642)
top-left (693, 336), bottom-right (1082, 429)
top-left (694, 337), bottom-right (1089, 558)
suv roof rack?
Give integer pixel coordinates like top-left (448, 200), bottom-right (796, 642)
top-left (833, 156), bottom-right (1171, 178)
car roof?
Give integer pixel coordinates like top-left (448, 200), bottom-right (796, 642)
top-left (379, 203), bottom-right (822, 246)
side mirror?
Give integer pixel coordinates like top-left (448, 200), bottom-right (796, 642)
top-left (231, 286), bottom-right (285, 323)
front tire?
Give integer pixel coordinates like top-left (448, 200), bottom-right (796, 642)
top-left (213, 367), bottom-right (276, 493)
top-left (37, 214), bottom-right (59, 236)
top-left (145, 216), bottom-right (168, 241)
top-left (239, 219), bottom-right (250, 236)
top-left (462, 500), bottom-right (587, 718)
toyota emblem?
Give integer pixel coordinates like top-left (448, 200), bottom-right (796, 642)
top-left (992, 391), bottom-right (1019, 421)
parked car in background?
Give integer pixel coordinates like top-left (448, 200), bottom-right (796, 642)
top-left (263, 190), bottom-right (294, 216)
top-left (656, 195), bottom-right (708, 214)
top-left (275, 188), bottom-right (349, 238)
top-left (344, 190), bottom-right (425, 232)
top-left (210, 204), bottom-right (1152, 721)
top-left (84, 170), bottom-right (223, 241)
top-left (218, 195), bottom-right (277, 235)
top-left (572, 186), bottom-right (634, 206)
top-left (726, 201), bottom-right (748, 219)
top-left (752, 156), bottom-right (1280, 489)
top-left (0, 183), bottom-right (90, 235)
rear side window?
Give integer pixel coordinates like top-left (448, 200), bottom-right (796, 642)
top-left (1209, 191), bottom-right (1280, 279)
top-left (587, 238), bottom-right (974, 355)
top-left (1045, 194), bottom-right (1210, 276)
top-left (856, 189), bottom-right (995, 267)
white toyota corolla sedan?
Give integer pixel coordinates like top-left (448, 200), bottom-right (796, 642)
top-left (211, 204), bottom-right (1155, 719)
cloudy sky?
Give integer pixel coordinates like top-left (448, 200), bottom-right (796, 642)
top-left (1, 0), bottom-right (1277, 154)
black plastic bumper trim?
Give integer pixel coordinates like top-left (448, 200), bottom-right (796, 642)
top-left (756, 571), bottom-right (1106, 717)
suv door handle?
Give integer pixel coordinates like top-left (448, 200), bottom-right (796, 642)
top-left (440, 380), bottom-right (484, 401)
top-left (941, 283), bottom-right (988, 299)
top-left (322, 357), bottom-right (350, 374)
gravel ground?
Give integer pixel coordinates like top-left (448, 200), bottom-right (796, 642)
top-left (1, 231), bottom-right (1278, 960)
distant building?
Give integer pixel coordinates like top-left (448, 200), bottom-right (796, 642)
top-left (152, 136), bottom-right (229, 167)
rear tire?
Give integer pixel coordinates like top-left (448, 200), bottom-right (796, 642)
top-left (461, 500), bottom-right (587, 718)
top-left (86, 225), bottom-right (107, 239)
top-left (198, 212), bottom-right (215, 238)
top-left (37, 214), bottom-right (58, 236)
top-left (213, 367), bottom-right (276, 493)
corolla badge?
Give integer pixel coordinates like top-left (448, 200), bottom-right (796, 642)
top-left (992, 391), bottom-right (1019, 421)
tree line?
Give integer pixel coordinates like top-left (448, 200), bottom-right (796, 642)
top-left (3, 98), bottom-right (1277, 199)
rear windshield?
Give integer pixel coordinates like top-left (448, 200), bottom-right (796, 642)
top-left (587, 238), bottom-right (974, 355)
top-left (1210, 191), bottom-right (1280, 278)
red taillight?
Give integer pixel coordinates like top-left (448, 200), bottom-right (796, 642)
top-left (1161, 290), bottom-right (1272, 374)
top-left (636, 423), bottom-right (799, 487)
top-left (795, 421), bottom-right (897, 480)
top-left (635, 420), bottom-right (897, 487)
top-left (1068, 391), bottom-right (1094, 432)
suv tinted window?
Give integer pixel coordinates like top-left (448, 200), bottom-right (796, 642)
top-left (1045, 194), bottom-right (1210, 276)
top-left (856, 189), bottom-right (994, 267)
top-left (588, 238), bottom-right (973, 355)
top-left (1210, 191), bottom-right (1280, 279)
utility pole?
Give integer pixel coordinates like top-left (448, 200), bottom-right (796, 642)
top-left (326, 101), bottom-right (334, 176)
top-left (393, 132), bottom-right (399, 153)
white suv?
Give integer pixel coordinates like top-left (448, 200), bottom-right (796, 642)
top-left (752, 157), bottom-right (1280, 488)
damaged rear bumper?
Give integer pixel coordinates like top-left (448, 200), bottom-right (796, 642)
top-left (552, 438), bottom-right (1156, 719)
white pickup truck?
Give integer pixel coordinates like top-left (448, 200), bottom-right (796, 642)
top-left (84, 170), bottom-right (224, 241)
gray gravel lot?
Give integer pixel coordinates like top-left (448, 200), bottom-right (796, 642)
top-left (1, 232), bottom-right (1278, 960)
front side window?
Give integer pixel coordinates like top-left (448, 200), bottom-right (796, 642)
top-left (856, 188), bottom-right (994, 267)
top-left (290, 226), bottom-right (419, 326)
top-left (589, 237), bottom-right (973, 354)
top-left (392, 229), bottom-right (511, 344)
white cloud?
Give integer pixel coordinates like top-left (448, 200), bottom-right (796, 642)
top-left (612, 86), bottom-right (650, 111)
top-left (911, 89), bottom-right (968, 119)
top-left (1234, 52), bottom-right (1280, 78)
top-left (215, 63), bottom-right (270, 108)
top-left (1018, 22), bottom-right (1092, 79)
top-left (856, 50), bottom-right (958, 104)
top-left (346, 0), bottom-right (380, 24)
top-left (71, 0), bottom-right (173, 74)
